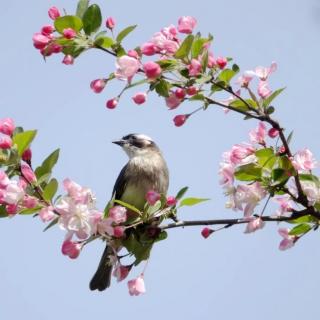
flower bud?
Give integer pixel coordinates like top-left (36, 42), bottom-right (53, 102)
top-left (106, 17), bottom-right (116, 29)
top-left (41, 25), bottom-right (54, 36)
top-left (0, 118), bottom-right (15, 136)
top-left (22, 148), bottom-right (32, 163)
top-left (63, 28), bottom-right (77, 39)
top-left (166, 196), bottom-right (177, 206)
top-left (32, 33), bottom-right (50, 50)
top-left (21, 164), bottom-right (37, 184)
top-left (62, 55), bottom-right (74, 65)
top-left (23, 195), bottom-right (38, 209)
top-left (127, 49), bottom-right (139, 59)
top-left (173, 114), bottom-right (188, 127)
top-left (48, 6), bottom-right (60, 20)
top-left (186, 86), bottom-right (198, 96)
top-left (174, 88), bottom-right (186, 99)
top-left (165, 93), bottom-right (181, 109)
top-left (177, 16), bottom-right (197, 34)
top-left (268, 128), bottom-right (279, 138)
top-left (141, 42), bottom-right (157, 56)
top-left (0, 136), bottom-right (12, 149)
top-left (201, 227), bottom-right (214, 239)
top-left (132, 92), bottom-right (147, 105)
top-left (143, 61), bottom-right (162, 79)
top-left (106, 98), bottom-right (118, 109)
top-left (6, 204), bottom-right (18, 216)
top-left (216, 57), bottom-right (227, 69)
top-left (146, 190), bottom-right (161, 205)
top-left (61, 240), bottom-right (82, 259)
top-left (113, 226), bottom-right (125, 238)
top-left (90, 79), bottom-right (106, 93)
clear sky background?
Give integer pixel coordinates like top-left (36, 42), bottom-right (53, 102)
top-left (1, 0), bottom-right (320, 319)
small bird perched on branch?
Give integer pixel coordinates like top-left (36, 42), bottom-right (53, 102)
top-left (89, 133), bottom-right (169, 291)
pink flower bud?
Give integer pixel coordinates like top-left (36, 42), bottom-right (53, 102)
top-left (175, 88), bottom-right (186, 99)
top-left (127, 274), bottom-right (146, 296)
top-left (201, 227), bottom-right (214, 239)
top-left (109, 206), bottom-right (127, 224)
top-left (21, 164), bottom-right (37, 184)
top-left (62, 55), bottom-right (74, 65)
top-left (0, 118), bottom-right (15, 136)
top-left (61, 240), bottom-right (82, 259)
top-left (186, 86), bottom-right (198, 96)
top-left (216, 57), bottom-right (227, 69)
top-left (278, 146), bottom-right (286, 154)
top-left (50, 43), bottom-right (63, 54)
top-left (173, 114), bottom-right (188, 127)
top-left (23, 195), bottom-right (38, 209)
top-left (143, 61), bottom-right (162, 79)
top-left (166, 196), bottom-right (177, 206)
top-left (146, 190), bottom-right (161, 205)
top-left (63, 28), bottom-right (77, 39)
top-left (268, 128), bottom-right (279, 138)
top-left (39, 206), bottom-right (56, 222)
top-left (188, 58), bottom-right (202, 76)
top-left (106, 17), bottom-right (116, 29)
top-left (22, 148), bottom-right (32, 162)
top-left (41, 25), bottom-right (54, 36)
top-left (127, 49), bottom-right (139, 59)
top-left (0, 136), bottom-right (12, 149)
top-left (18, 177), bottom-right (27, 190)
top-left (165, 93), bottom-right (181, 109)
top-left (48, 6), bottom-right (60, 20)
top-left (90, 79), bottom-right (106, 93)
top-left (113, 226), bottom-right (125, 238)
top-left (106, 98), bottom-right (118, 109)
top-left (177, 16), bottom-right (197, 34)
top-left (132, 92), bottom-right (147, 105)
top-left (113, 264), bottom-right (131, 282)
top-left (6, 204), bottom-right (18, 216)
top-left (141, 42), bottom-right (157, 56)
top-left (32, 33), bottom-right (50, 50)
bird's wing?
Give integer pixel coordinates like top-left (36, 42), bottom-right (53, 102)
top-left (112, 163), bottom-right (128, 200)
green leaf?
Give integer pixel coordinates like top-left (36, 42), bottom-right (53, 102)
top-left (76, 0), bottom-right (89, 18)
top-left (255, 148), bottom-right (276, 169)
top-left (218, 68), bottom-right (239, 84)
top-left (94, 36), bottom-right (114, 49)
top-left (82, 4), bottom-right (102, 35)
top-left (201, 49), bottom-right (208, 72)
top-left (147, 200), bottom-right (162, 216)
top-left (156, 59), bottom-right (178, 71)
top-left (0, 205), bottom-right (8, 218)
top-left (155, 79), bottom-right (170, 97)
top-left (299, 174), bottom-right (320, 187)
top-left (19, 207), bottom-right (42, 215)
top-left (210, 81), bottom-right (225, 93)
top-left (114, 199), bottom-right (141, 215)
top-left (289, 223), bottom-right (312, 236)
top-left (234, 163), bottom-right (262, 181)
top-left (175, 186), bottom-right (188, 200)
top-left (191, 37), bottom-right (206, 58)
top-left (54, 15), bottom-right (83, 34)
top-left (116, 25), bottom-right (137, 43)
top-left (12, 130), bottom-right (37, 156)
top-left (189, 93), bottom-right (205, 101)
top-left (271, 168), bottom-right (289, 184)
top-left (263, 87), bottom-right (285, 108)
top-left (179, 197), bottom-right (210, 207)
top-left (35, 149), bottom-right (60, 180)
top-left (288, 215), bottom-right (316, 224)
top-left (43, 178), bottom-right (58, 202)
top-left (174, 35), bottom-right (194, 59)
top-left (43, 217), bottom-right (59, 232)
top-left (229, 99), bottom-right (254, 112)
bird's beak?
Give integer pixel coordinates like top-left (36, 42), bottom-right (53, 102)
top-left (112, 139), bottom-right (125, 146)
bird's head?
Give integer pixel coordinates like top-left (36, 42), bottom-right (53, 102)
top-left (112, 133), bottom-right (160, 159)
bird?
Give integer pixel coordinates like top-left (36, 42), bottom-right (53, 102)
top-left (89, 133), bottom-right (169, 291)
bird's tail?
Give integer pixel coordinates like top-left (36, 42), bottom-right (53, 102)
top-left (89, 245), bottom-right (113, 291)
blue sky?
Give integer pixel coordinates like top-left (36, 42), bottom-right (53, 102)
top-left (1, 0), bottom-right (320, 319)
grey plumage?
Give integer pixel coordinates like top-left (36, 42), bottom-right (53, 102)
top-left (89, 134), bottom-right (169, 291)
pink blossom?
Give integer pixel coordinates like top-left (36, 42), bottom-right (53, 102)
top-left (22, 195), bottom-right (38, 208)
top-left (0, 118), bottom-right (15, 136)
top-left (109, 206), bottom-right (127, 224)
top-left (173, 114), bottom-right (188, 127)
top-left (143, 61), bottom-right (162, 79)
top-left (96, 217), bottom-right (114, 236)
top-left (278, 228), bottom-right (296, 251)
top-left (141, 42), bottom-right (157, 56)
top-left (229, 143), bottom-right (255, 165)
top-left (244, 217), bottom-right (265, 233)
top-left (62, 55), bottom-right (74, 65)
top-left (106, 98), bottom-right (118, 109)
top-left (237, 72), bottom-right (254, 87)
top-left (21, 164), bottom-right (37, 184)
top-left (48, 6), bottom-right (60, 20)
top-left (207, 52), bottom-right (216, 68)
top-left (300, 181), bottom-right (320, 205)
top-left (291, 148), bottom-right (316, 171)
top-left (113, 226), bottom-right (125, 238)
top-left (150, 28), bottom-right (179, 55)
top-left (22, 148), bottom-right (32, 162)
top-left (216, 57), bottom-right (227, 69)
top-left (274, 195), bottom-right (293, 216)
top-left (41, 25), bottom-right (54, 36)
top-left (115, 55), bottom-right (140, 81)
top-left (132, 92), bottom-right (147, 105)
top-left (165, 93), bottom-right (181, 109)
top-left (0, 135), bottom-right (12, 149)
top-left (61, 240), bottom-right (82, 259)
top-left (106, 17), bottom-right (116, 29)
top-left (63, 28), bottom-right (77, 39)
top-left (249, 122), bottom-right (266, 145)
top-left (188, 59), bottom-right (202, 76)
top-left (32, 33), bottom-right (50, 50)
top-left (127, 50), bottom-right (139, 59)
top-left (6, 204), bottom-right (18, 215)
top-left (90, 79), bottom-right (106, 93)
top-left (254, 61), bottom-right (277, 81)
top-left (166, 196), bottom-right (177, 206)
top-left (268, 128), bottom-right (279, 138)
top-left (174, 88), bottom-right (186, 99)
top-left (177, 16), bottom-right (197, 34)
top-left (113, 264), bottom-right (130, 282)
top-left (50, 43), bottom-right (63, 54)
top-left (201, 227), bottom-right (214, 239)
top-left (219, 162), bottom-right (235, 186)
top-left (39, 206), bottom-right (56, 222)
top-left (18, 177), bottom-right (27, 190)
top-left (128, 274), bottom-right (146, 296)
top-left (258, 81), bottom-right (272, 98)
top-left (63, 178), bottom-right (94, 205)
top-left (0, 171), bottom-right (10, 189)
top-left (3, 181), bottom-right (25, 205)
top-left (146, 190), bottom-right (161, 205)
top-left (186, 86), bottom-right (198, 96)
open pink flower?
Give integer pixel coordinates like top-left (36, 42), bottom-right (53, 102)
top-left (237, 72), bottom-right (254, 87)
top-left (253, 61), bottom-right (277, 81)
top-left (115, 55), bottom-right (140, 81)
top-left (278, 228), bottom-right (296, 251)
top-left (109, 206), bottom-right (127, 224)
top-left (258, 80), bottom-right (272, 98)
top-left (0, 171), bottom-right (10, 189)
top-left (177, 16), bottom-right (197, 34)
top-left (128, 274), bottom-right (146, 296)
top-left (229, 143), bottom-right (255, 165)
top-left (244, 217), bottom-right (265, 233)
top-left (3, 181), bottom-right (25, 205)
top-left (188, 59), bottom-right (202, 76)
top-left (249, 122), bottom-right (266, 145)
top-left (39, 206), bottom-right (56, 222)
top-left (219, 162), bottom-right (235, 186)
top-left (291, 148), bottom-right (316, 171)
